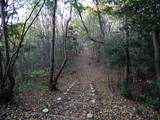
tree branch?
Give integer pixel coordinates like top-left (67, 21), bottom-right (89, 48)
top-left (3, 0), bottom-right (46, 79)
top-left (74, 0), bottom-right (104, 44)
top-left (93, 0), bottom-right (105, 39)
top-left (11, 0), bottom-right (46, 67)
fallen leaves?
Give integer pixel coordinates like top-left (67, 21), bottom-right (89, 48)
top-left (1, 54), bottom-right (158, 120)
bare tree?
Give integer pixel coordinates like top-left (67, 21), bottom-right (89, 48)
top-left (124, 14), bottom-right (131, 85)
top-left (0, 0), bottom-right (45, 104)
top-left (49, 0), bottom-right (58, 91)
top-left (49, 1), bottom-right (73, 90)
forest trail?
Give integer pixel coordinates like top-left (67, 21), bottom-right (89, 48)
top-left (2, 46), bottom-right (157, 120)
top-left (48, 45), bottom-right (99, 119)
top-left (1, 0), bottom-right (160, 119)
top-left (47, 45), bottom-right (156, 120)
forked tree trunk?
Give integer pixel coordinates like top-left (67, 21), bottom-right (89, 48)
top-left (49, 4), bottom-right (72, 91)
top-left (52, 6), bottom-right (72, 89)
top-left (0, 0), bottom-right (45, 104)
top-left (0, 0), bottom-right (15, 104)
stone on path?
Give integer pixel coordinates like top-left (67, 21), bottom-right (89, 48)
top-left (55, 100), bottom-right (89, 106)
top-left (48, 114), bottom-right (80, 120)
top-left (91, 99), bottom-right (96, 104)
top-left (87, 113), bottom-right (93, 119)
top-left (91, 90), bottom-right (95, 93)
top-left (57, 97), bottom-right (62, 101)
top-left (91, 93), bottom-right (95, 96)
top-left (42, 108), bottom-right (49, 113)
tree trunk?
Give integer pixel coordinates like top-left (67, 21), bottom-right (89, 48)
top-left (151, 31), bottom-right (160, 79)
top-left (49, 0), bottom-right (58, 91)
top-left (0, 0), bottom-right (9, 87)
top-left (0, 51), bottom-right (3, 88)
top-left (51, 5), bottom-right (72, 90)
top-left (0, 0), bottom-right (10, 67)
top-left (124, 15), bottom-right (130, 84)
top-left (0, 0), bottom-right (15, 104)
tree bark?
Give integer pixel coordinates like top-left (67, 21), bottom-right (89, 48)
top-left (124, 15), bottom-right (130, 84)
top-left (49, 0), bottom-right (58, 91)
top-left (0, 0), bottom-right (10, 67)
top-left (0, 0), bottom-right (9, 87)
top-left (0, 0), bottom-right (14, 104)
top-left (151, 31), bottom-right (160, 79)
top-left (151, 1), bottom-right (160, 79)
top-left (0, 51), bottom-right (3, 88)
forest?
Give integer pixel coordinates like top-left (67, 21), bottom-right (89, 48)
top-left (0, 0), bottom-right (160, 119)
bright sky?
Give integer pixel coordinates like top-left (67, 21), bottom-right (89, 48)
top-left (16, 0), bottom-right (94, 23)
top-left (83, 0), bottom-right (94, 7)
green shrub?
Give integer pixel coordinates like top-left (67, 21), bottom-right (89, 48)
top-left (16, 81), bottom-right (33, 93)
top-left (16, 70), bottom-right (49, 94)
top-left (145, 79), bottom-right (160, 106)
top-left (146, 97), bottom-right (160, 106)
top-left (104, 35), bottom-right (126, 66)
top-left (29, 69), bottom-right (49, 78)
top-left (16, 80), bottom-right (48, 94)
top-left (133, 105), bottom-right (144, 115)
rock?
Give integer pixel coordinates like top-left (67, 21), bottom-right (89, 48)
top-left (57, 97), bottom-right (62, 101)
top-left (87, 113), bottom-right (93, 118)
top-left (91, 90), bottom-right (95, 93)
top-left (91, 93), bottom-right (95, 96)
top-left (64, 92), bottom-right (67, 95)
top-left (42, 108), bottom-right (49, 113)
top-left (91, 99), bottom-right (96, 104)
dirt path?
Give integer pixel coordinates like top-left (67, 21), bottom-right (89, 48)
top-left (47, 46), bottom-right (103, 119)
top-left (47, 46), bottom-right (157, 120)
top-left (2, 46), bottom-right (158, 120)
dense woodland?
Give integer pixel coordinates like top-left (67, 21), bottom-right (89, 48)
top-left (0, 0), bottom-right (160, 119)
